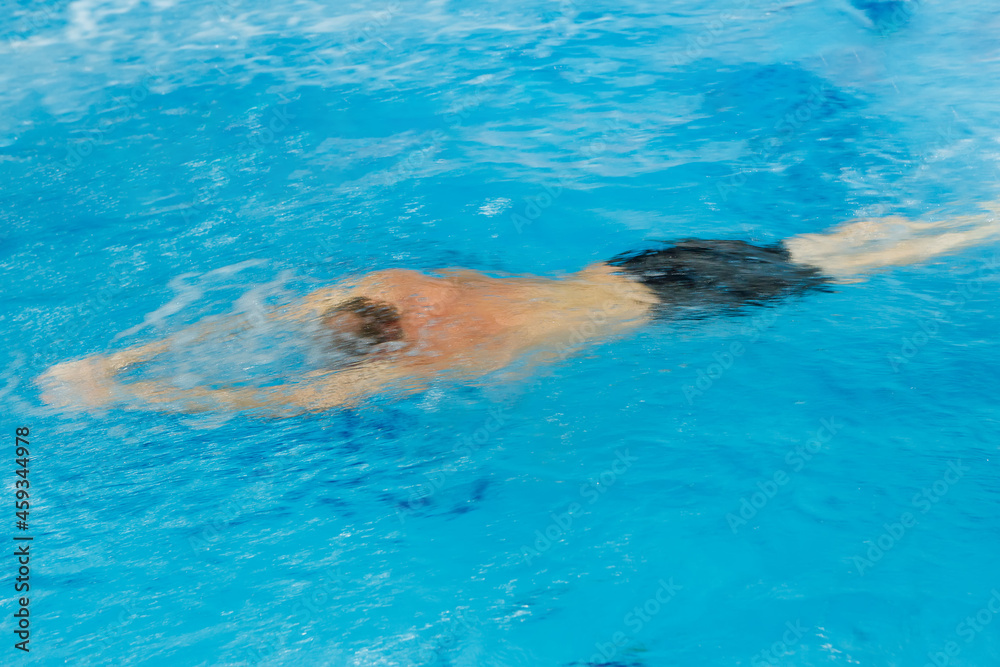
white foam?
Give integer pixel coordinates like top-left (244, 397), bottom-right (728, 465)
top-left (112, 259), bottom-right (267, 341)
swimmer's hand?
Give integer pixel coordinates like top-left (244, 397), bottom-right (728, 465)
top-left (38, 339), bottom-right (171, 410)
top-left (38, 357), bottom-right (117, 409)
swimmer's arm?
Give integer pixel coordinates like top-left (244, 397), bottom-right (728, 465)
top-left (39, 279), bottom-right (379, 409)
top-left (39, 316), bottom-right (233, 404)
top-left (115, 382), bottom-right (287, 413)
top-left (115, 363), bottom-right (425, 413)
top-left (38, 337), bottom-right (178, 409)
top-left (104, 339), bottom-right (173, 370)
top-left (38, 310), bottom-right (274, 408)
top-left (45, 310), bottom-right (251, 385)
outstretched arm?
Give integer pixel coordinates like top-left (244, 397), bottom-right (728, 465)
top-left (38, 312), bottom-right (247, 408)
top-left (38, 337), bottom-right (176, 409)
top-left (42, 354), bottom-right (424, 414)
top-left (38, 281), bottom-right (361, 410)
top-left (118, 362), bottom-right (425, 414)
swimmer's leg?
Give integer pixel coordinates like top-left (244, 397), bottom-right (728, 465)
top-left (785, 204), bottom-right (1000, 279)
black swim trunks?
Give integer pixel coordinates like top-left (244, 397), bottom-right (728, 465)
top-left (607, 239), bottom-right (830, 315)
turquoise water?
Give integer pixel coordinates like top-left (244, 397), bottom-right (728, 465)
top-left (2, 0), bottom-right (1000, 664)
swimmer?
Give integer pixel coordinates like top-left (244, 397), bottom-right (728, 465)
top-left (39, 204), bottom-right (1000, 414)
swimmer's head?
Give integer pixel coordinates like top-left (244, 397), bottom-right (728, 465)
top-left (319, 296), bottom-right (404, 359)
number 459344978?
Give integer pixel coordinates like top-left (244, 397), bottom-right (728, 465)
top-left (15, 426), bottom-right (29, 527)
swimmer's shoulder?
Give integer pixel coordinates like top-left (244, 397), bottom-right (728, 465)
top-left (276, 269), bottom-right (427, 319)
top-left (356, 268), bottom-right (430, 290)
top-left (273, 278), bottom-right (364, 322)
top-left (278, 267), bottom-right (508, 322)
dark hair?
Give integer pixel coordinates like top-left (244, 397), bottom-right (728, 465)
top-left (320, 297), bottom-right (404, 357)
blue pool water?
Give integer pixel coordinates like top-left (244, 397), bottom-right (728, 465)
top-left (2, 0), bottom-right (1000, 665)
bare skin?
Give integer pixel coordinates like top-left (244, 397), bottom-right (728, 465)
top-left (39, 264), bottom-right (656, 413)
top-left (784, 204), bottom-right (1000, 278)
top-left (39, 205), bottom-right (1000, 414)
